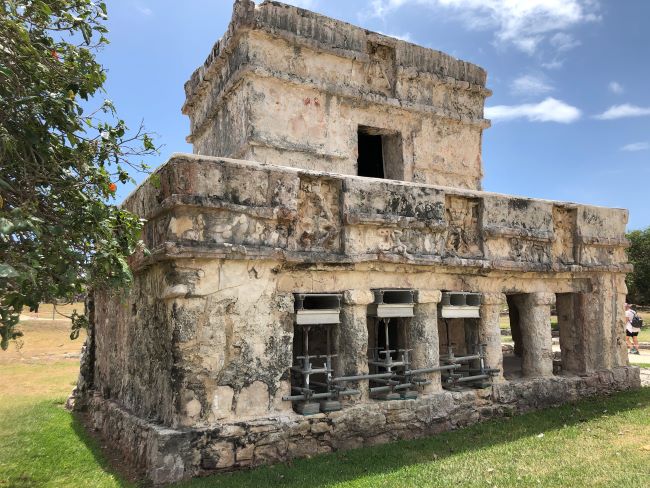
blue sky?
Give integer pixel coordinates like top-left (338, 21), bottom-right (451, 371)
top-left (101, 1), bottom-right (650, 230)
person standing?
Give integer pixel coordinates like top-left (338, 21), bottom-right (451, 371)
top-left (625, 303), bottom-right (641, 354)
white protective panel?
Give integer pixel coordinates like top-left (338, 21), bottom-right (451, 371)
top-left (440, 305), bottom-right (480, 319)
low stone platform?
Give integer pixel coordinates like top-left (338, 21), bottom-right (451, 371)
top-left (86, 366), bottom-right (640, 485)
top-left (640, 368), bottom-right (650, 387)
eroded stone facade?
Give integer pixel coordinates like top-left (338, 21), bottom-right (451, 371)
top-left (182, 0), bottom-right (490, 190)
top-left (73, 1), bottom-right (639, 484)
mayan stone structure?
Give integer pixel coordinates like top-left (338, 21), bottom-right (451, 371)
top-left (73, 1), bottom-right (640, 484)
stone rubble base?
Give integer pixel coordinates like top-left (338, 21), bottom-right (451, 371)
top-left (86, 366), bottom-right (641, 485)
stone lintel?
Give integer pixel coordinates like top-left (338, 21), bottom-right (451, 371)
top-left (481, 292), bottom-right (506, 306)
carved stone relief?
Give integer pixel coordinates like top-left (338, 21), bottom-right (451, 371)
top-left (377, 228), bottom-right (411, 258)
top-left (168, 210), bottom-right (288, 249)
top-left (552, 206), bottom-right (576, 264)
top-left (293, 177), bottom-right (341, 252)
top-left (509, 238), bottom-right (551, 264)
top-left (445, 196), bottom-right (482, 258)
top-left (366, 42), bottom-right (397, 95)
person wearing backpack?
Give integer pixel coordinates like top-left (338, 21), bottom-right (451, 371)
top-left (625, 303), bottom-right (642, 354)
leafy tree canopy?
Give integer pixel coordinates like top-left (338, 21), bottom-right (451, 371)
top-left (626, 227), bottom-right (650, 306)
top-left (0, 0), bottom-right (157, 349)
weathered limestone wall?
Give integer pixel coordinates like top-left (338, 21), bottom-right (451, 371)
top-left (188, 80), bottom-right (251, 160)
top-left (82, 153), bottom-right (633, 483)
top-left (123, 154), bottom-right (629, 274)
top-left (161, 260), bottom-right (296, 428)
top-left (90, 261), bottom-right (632, 431)
top-left (93, 265), bottom-right (176, 424)
top-left (182, 1), bottom-right (490, 189)
top-left (88, 154), bottom-right (631, 423)
top-left (87, 367), bottom-right (640, 484)
top-left (93, 260), bottom-right (296, 429)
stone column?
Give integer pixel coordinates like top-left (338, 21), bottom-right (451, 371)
top-left (514, 293), bottom-right (554, 378)
top-left (337, 290), bottom-right (373, 402)
top-left (479, 293), bottom-right (506, 383)
top-left (409, 290), bottom-right (442, 394)
top-left (576, 273), bottom-right (629, 372)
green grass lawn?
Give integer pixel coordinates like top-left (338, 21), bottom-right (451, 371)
top-left (1, 362), bottom-right (649, 488)
top-left (0, 362), bottom-right (128, 488)
top-left (1, 320), bottom-right (649, 487)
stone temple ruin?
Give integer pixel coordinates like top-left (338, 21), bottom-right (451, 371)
top-left (74, 1), bottom-right (640, 484)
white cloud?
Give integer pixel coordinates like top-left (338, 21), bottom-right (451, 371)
top-left (549, 32), bottom-right (581, 52)
top-left (135, 4), bottom-right (152, 16)
top-left (510, 74), bottom-right (554, 96)
top-left (541, 58), bottom-right (564, 70)
top-left (608, 81), bottom-right (624, 94)
top-left (621, 142), bottom-right (650, 152)
top-left (485, 97), bottom-right (581, 123)
top-left (368, 0), bottom-right (599, 54)
top-left (595, 104), bottom-right (650, 120)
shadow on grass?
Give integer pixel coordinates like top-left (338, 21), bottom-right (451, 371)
top-left (68, 407), bottom-right (137, 487)
top-left (174, 388), bottom-right (650, 488)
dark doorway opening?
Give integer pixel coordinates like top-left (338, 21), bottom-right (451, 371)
top-left (357, 130), bottom-right (384, 178)
top-left (502, 294), bottom-right (523, 379)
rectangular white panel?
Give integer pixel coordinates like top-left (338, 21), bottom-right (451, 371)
top-left (368, 303), bottom-right (414, 318)
top-left (440, 305), bottom-right (480, 319)
top-left (296, 309), bottom-right (341, 325)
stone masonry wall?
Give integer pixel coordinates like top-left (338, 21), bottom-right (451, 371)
top-left (93, 265), bottom-right (177, 425)
top-left (85, 154), bottom-right (631, 429)
top-left (182, 1), bottom-right (490, 189)
top-left (122, 154), bottom-right (629, 274)
top-left (91, 256), bottom-right (631, 431)
top-left (87, 367), bottom-right (640, 484)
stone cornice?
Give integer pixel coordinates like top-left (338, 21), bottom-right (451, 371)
top-left (183, 1), bottom-right (489, 113)
top-left (127, 241), bottom-right (632, 276)
top-left (123, 154), bottom-right (631, 277)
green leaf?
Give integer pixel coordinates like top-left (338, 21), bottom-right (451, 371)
top-left (143, 134), bottom-right (155, 151)
top-left (0, 0), bottom-right (154, 349)
top-left (0, 218), bottom-right (13, 235)
top-left (0, 264), bottom-right (19, 278)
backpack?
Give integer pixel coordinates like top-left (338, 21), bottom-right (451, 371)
top-left (632, 311), bottom-right (644, 329)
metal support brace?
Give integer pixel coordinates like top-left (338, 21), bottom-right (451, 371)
top-left (442, 313), bottom-right (501, 391)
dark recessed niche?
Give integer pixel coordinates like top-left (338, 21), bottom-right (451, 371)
top-left (357, 126), bottom-right (403, 180)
